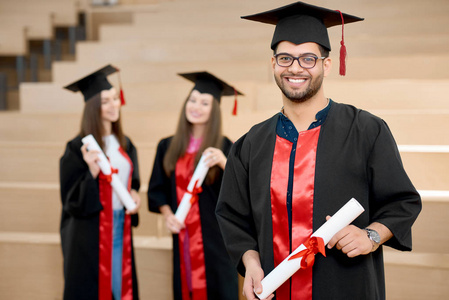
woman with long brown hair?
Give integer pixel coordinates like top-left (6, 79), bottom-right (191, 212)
top-left (148, 72), bottom-right (242, 300)
top-left (59, 65), bottom-right (140, 300)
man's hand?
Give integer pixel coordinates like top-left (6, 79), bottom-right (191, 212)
top-left (326, 216), bottom-right (393, 257)
top-left (242, 250), bottom-right (274, 300)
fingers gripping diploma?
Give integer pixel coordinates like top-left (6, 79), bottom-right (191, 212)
top-left (81, 143), bottom-right (101, 178)
top-left (242, 251), bottom-right (274, 300)
top-left (326, 215), bottom-right (372, 257)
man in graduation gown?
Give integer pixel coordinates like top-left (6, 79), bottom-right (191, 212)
top-left (215, 2), bottom-right (422, 300)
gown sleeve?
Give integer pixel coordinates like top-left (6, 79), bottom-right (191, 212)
top-left (147, 138), bottom-right (173, 213)
top-left (216, 134), bottom-right (259, 276)
top-left (367, 120), bottom-right (422, 251)
top-left (59, 137), bottom-right (103, 218)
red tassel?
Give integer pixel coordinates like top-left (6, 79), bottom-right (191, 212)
top-left (232, 88), bottom-right (238, 115)
top-left (120, 89), bottom-right (126, 106)
top-left (116, 67), bottom-right (126, 105)
top-left (336, 10), bottom-right (347, 76)
top-left (340, 41), bottom-right (347, 76)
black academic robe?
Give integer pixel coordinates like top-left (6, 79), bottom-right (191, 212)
top-left (147, 136), bottom-right (238, 300)
top-left (216, 102), bottom-right (422, 300)
top-left (59, 135), bottom-right (140, 300)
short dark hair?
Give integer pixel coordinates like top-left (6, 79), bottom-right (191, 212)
top-left (273, 43), bottom-right (330, 57)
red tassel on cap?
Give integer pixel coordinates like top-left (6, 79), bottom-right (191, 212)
top-left (116, 67), bottom-right (126, 105)
top-left (336, 10), bottom-right (347, 76)
top-left (232, 88), bottom-right (238, 116)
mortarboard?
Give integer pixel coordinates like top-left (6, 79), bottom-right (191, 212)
top-left (64, 64), bottom-right (126, 104)
top-left (241, 1), bottom-right (364, 75)
top-left (178, 71), bottom-right (244, 115)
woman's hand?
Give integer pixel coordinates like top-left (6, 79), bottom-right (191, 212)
top-left (80, 143), bottom-right (101, 178)
top-left (203, 147), bottom-right (227, 169)
top-left (126, 189), bottom-right (141, 215)
top-left (160, 205), bottom-right (184, 234)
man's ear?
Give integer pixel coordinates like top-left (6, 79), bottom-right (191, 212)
top-left (323, 57), bottom-right (332, 77)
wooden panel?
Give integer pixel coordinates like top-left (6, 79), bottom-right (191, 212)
top-left (384, 251), bottom-right (449, 300)
top-left (0, 237), bottom-right (173, 300)
top-left (0, 186), bottom-right (165, 237)
top-left (0, 13), bottom-right (54, 40)
top-left (0, 26), bottom-right (28, 56)
top-left (0, 0), bottom-right (77, 27)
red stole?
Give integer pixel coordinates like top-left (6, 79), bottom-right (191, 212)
top-left (176, 153), bottom-right (208, 300)
top-left (98, 147), bottom-right (134, 300)
top-left (271, 126), bottom-right (321, 300)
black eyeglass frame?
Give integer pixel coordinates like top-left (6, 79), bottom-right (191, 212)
top-left (273, 53), bottom-right (327, 69)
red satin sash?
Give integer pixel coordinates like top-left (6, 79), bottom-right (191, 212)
top-left (98, 147), bottom-right (134, 300)
top-left (176, 153), bottom-right (208, 300)
top-left (98, 172), bottom-right (113, 300)
top-left (119, 147), bottom-right (134, 300)
top-left (271, 126), bottom-right (321, 300)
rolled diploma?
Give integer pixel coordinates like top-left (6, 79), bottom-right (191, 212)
top-left (256, 198), bottom-right (365, 299)
top-left (174, 154), bottom-right (210, 224)
top-left (81, 134), bottom-right (137, 211)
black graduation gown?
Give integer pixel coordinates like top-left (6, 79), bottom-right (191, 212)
top-left (216, 102), bottom-right (422, 300)
top-left (59, 135), bottom-right (140, 300)
top-left (147, 136), bottom-right (238, 300)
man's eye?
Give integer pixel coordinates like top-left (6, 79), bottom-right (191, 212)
top-left (279, 56), bottom-right (292, 61)
top-left (302, 57), bottom-right (315, 63)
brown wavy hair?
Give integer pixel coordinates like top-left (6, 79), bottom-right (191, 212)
top-left (79, 90), bottom-right (126, 151)
top-left (163, 91), bottom-right (223, 183)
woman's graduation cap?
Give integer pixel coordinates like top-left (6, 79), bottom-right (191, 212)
top-left (241, 1), bottom-right (364, 75)
top-left (178, 71), bottom-right (244, 115)
top-left (64, 64), bottom-right (126, 105)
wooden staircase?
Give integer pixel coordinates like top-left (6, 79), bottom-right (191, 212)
top-left (1, 0), bottom-right (448, 299)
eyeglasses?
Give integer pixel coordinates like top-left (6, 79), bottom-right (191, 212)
top-left (274, 53), bottom-right (327, 68)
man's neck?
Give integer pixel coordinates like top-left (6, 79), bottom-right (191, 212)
top-left (282, 95), bottom-right (328, 132)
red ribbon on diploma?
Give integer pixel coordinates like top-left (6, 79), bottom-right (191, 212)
top-left (188, 180), bottom-right (203, 205)
top-left (99, 167), bottom-right (118, 183)
top-left (288, 236), bottom-right (326, 269)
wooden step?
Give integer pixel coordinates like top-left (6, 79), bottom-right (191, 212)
top-left (107, 9), bottom-right (449, 41)
top-left (0, 176), bottom-right (446, 252)
top-left (412, 190), bottom-right (449, 254)
top-left (0, 141), bottom-right (157, 184)
top-left (384, 250), bottom-right (449, 300)
top-left (0, 12), bottom-right (54, 40)
top-left (1, 144), bottom-right (448, 189)
top-left (400, 148), bottom-right (449, 190)
top-left (0, 232), bottom-right (172, 300)
top-left (0, 230), bottom-right (446, 300)
top-left (19, 75), bottom-right (449, 113)
top-left (0, 182), bottom-right (167, 237)
top-left (1, 109), bottom-right (449, 146)
top-left (0, 0), bottom-right (78, 27)
top-left (256, 79), bottom-right (449, 111)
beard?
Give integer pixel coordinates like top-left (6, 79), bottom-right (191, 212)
top-left (274, 71), bottom-right (324, 103)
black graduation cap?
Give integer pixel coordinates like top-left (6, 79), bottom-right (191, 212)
top-left (241, 1), bottom-right (364, 75)
top-left (178, 71), bottom-right (244, 115)
top-left (64, 64), bottom-right (126, 104)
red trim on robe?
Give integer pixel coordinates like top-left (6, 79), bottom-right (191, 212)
top-left (176, 153), bottom-right (208, 300)
top-left (271, 126), bottom-right (321, 300)
top-left (98, 173), bottom-right (113, 300)
top-left (119, 147), bottom-right (134, 300)
top-left (98, 147), bottom-right (135, 300)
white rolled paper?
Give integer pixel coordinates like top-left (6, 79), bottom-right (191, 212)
top-left (174, 154), bottom-right (210, 224)
top-left (82, 134), bottom-right (137, 211)
top-left (256, 198), bottom-right (365, 299)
